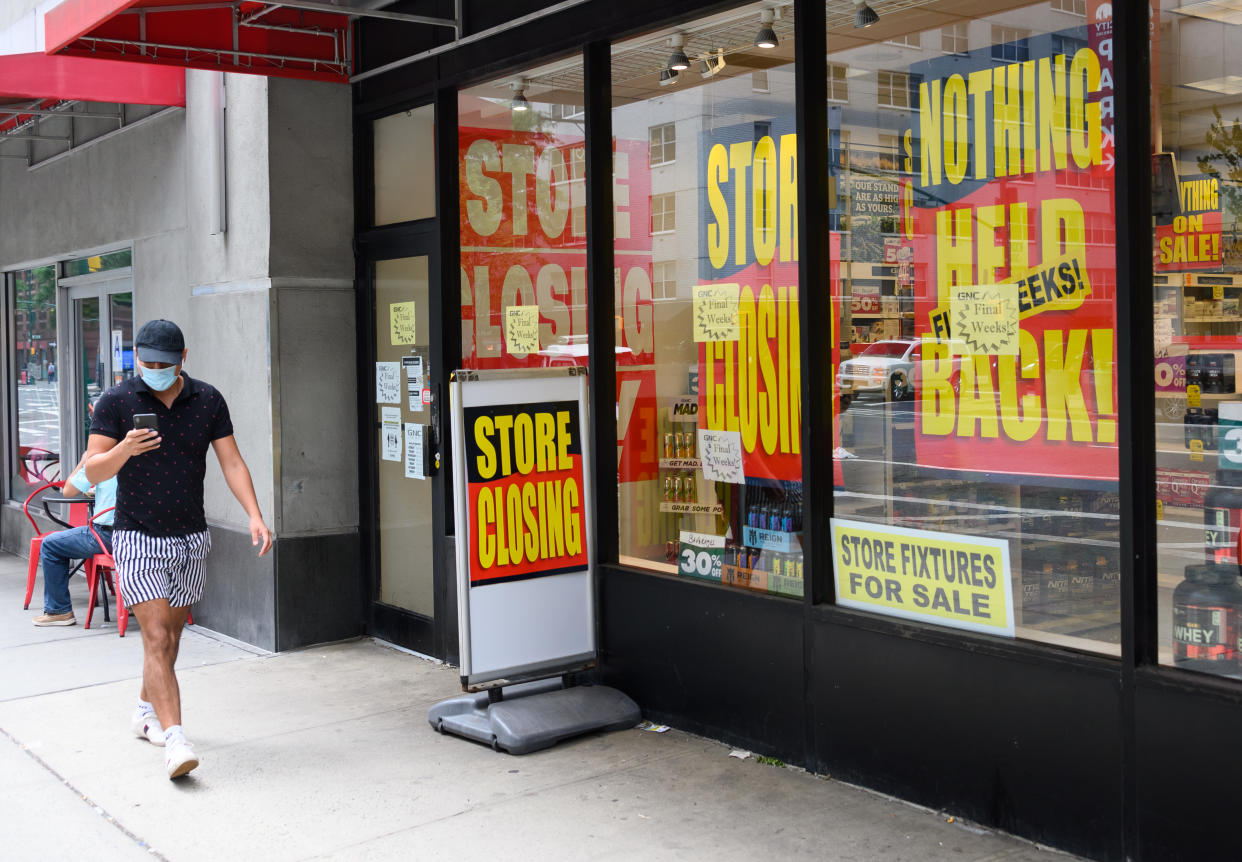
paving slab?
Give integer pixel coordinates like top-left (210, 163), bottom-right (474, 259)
top-left (0, 729), bottom-right (154, 861)
top-left (0, 551), bottom-right (1079, 862)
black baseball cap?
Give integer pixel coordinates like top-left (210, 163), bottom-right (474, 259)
top-left (134, 319), bottom-right (185, 365)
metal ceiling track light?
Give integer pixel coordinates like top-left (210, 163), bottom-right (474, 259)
top-left (755, 8), bottom-right (778, 48)
top-left (667, 34), bottom-right (691, 71)
top-left (853, 0), bottom-right (880, 28)
top-left (700, 49), bottom-right (727, 78)
top-left (510, 78), bottom-right (530, 112)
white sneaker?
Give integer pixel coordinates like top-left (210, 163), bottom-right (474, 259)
top-left (165, 740), bottom-right (199, 779)
top-left (130, 710), bottom-right (165, 746)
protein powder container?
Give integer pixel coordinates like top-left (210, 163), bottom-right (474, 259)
top-left (1203, 484), bottom-right (1242, 564)
top-left (1172, 563), bottom-right (1242, 674)
top-left (1204, 403), bottom-right (1242, 563)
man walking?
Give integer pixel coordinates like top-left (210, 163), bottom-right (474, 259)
top-left (85, 319), bottom-right (271, 779)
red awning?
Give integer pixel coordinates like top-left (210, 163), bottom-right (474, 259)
top-left (0, 51), bottom-right (186, 106)
top-left (45, 0), bottom-right (355, 84)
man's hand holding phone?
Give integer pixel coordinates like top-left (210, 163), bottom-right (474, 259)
top-left (124, 414), bottom-right (162, 456)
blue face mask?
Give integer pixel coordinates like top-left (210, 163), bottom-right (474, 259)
top-left (139, 364), bottom-right (180, 391)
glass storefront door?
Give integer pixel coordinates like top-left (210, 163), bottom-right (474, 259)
top-left (373, 255), bottom-right (436, 619)
top-left (65, 274), bottom-right (134, 461)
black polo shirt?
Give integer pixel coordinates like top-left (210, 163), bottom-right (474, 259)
top-left (89, 373), bottom-right (234, 537)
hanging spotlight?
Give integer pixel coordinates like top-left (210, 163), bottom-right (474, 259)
top-left (510, 78), bottom-right (530, 112)
top-left (667, 33), bottom-right (690, 71)
top-left (853, 0), bottom-right (879, 28)
top-left (755, 8), bottom-right (778, 49)
top-left (700, 49), bottom-right (727, 79)
top-left (659, 67), bottom-right (680, 86)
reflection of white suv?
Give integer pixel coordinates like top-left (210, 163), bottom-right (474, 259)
top-left (836, 338), bottom-right (919, 403)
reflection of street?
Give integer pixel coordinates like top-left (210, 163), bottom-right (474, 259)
top-left (18, 380), bottom-right (60, 447)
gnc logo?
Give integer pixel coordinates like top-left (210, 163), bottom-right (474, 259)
top-left (1096, 2), bottom-right (1112, 20)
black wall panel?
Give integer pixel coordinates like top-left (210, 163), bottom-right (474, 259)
top-left (809, 619), bottom-right (1124, 861)
top-left (598, 565), bottom-right (808, 765)
top-left (1136, 676), bottom-right (1242, 860)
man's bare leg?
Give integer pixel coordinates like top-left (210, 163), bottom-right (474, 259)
top-left (131, 599), bottom-right (191, 729)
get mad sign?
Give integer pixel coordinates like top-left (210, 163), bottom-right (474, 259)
top-left (450, 368), bottom-right (597, 690)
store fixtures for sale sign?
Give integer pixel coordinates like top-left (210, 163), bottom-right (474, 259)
top-left (450, 368), bottom-right (597, 690)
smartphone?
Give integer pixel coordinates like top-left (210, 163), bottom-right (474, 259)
top-left (133, 413), bottom-right (160, 434)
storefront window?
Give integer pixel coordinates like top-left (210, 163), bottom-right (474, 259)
top-left (831, 2), bottom-right (1120, 651)
top-left (9, 265), bottom-right (61, 498)
top-left (613, 4), bottom-right (803, 597)
top-left (1152, 2), bottom-right (1242, 678)
top-left (373, 105), bottom-right (436, 225)
top-left (60, 250), bottom-right (131, 279)
top-left (458, 57), bottom-right (587, 372)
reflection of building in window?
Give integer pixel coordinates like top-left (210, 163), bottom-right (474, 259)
top-left (1056, 168), bottom-right (1111, 190)
top-left (1053, 34), bottom-right (1087, 57)
top-left (549, 103), bottom-right (584, 120)
top-left (649, 122), bottom-right (676, 167)
top-left (828, 64), bottom-right (849, 102)
top-left (652, 261), bottom-right (677, 300)
top-left (877, 71), bottom-right (911, 109)
top-left (1051, 0), bottom-right (1086, 15)
top-left (877, 133), bottom-right (904, 173)
top-left (651, 192), bottom-right (676, 234)
top-left (836, 128), bottom-right (852, 169)
top-left (752, 69), bottom-right (769, 93)
top-left (991, 26), bottom-right (1030, 62)
top-left (886, 31), bottom-right (922, 49)
top-left (570, 147), bottom-right (586, 236)
top-left (941, 22), bottom-right (968, 54)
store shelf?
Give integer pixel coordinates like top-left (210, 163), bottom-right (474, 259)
top-left (658, 458), bottom-right (701, 469)
top-left (659, 502), bottom-right (724, 514)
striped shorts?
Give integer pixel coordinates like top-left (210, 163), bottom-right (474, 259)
top-left (113, 530), bottom-right (212, 609)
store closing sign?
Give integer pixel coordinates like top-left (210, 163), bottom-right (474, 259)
top-left (466, 399), bottom-right (587, 583)
top-left (697, 115), bottom-right (804, 484)
top-left (458, 126), bottom-right (659, 490)
top-left (450, 370), bottom-right (596, 688)
top-left (906, 30), bottom-right (1119, 481)
top-left (831, 518), bottom-right (1015, 637)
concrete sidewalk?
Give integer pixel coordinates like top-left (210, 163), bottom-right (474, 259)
top-left (1, 551), bottom-right (1079, 862)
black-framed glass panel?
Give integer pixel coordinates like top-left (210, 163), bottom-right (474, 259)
top-left (1152, 2), bottom-right (1242, 678)
top-left (9, 265), bottom-right (61, 498)
top-left (459, 55), bottom-right (587, 374)
top-left (612, 3), bottom-right (803, 597)
top-left (60, 249), bottom-right (131, 278)
top-left (373, 104), bottom-right (436, 225)
top-left (829, 1), bottom-right (1120, 652)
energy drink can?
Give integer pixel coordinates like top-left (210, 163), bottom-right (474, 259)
top-left (683, 432), bottom-right (695, 459)
top-left (663, 433), bottom-right (674, 459)
top-left (663, 475), bottom-right (673, 502)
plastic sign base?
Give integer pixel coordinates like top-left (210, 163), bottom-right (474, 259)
top-left (428, 680), bottom-right (641, 755)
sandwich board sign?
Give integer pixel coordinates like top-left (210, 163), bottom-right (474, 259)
top-left (448, 367), bottom-right (596, 688)
top-left (434, 367), bottom-right (639, 753)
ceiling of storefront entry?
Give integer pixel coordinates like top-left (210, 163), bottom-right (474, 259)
top-left (474, 0), bottom-right (1039, 107)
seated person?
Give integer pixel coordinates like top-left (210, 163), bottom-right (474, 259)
top-left (32, 454), bottom-right (117, 627)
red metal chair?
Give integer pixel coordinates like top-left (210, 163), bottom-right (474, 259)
top-left (84, 507), bottom-right (126, 634)
top-left (18, 445), bottom-right (61, 484)
top-left (85, 508), bottom-right (194, 636)
top-left (21, 480), bottom-right (82, 609)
